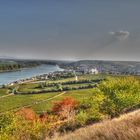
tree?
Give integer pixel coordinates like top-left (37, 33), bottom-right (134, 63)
top-left (16, 107), bottom-right (37, 121)
top-left (52, 97), bottom-right (79, 119)
top-left (55, 83), bottom-right (63, 91)
top-left (99, 76), bottom-right (140, 117)
top-left (12, 88), bottom-right (17, 94)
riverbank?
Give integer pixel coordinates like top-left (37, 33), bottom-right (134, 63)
top-left (0, 64), bottom-right (42, 73)
top-left (0, 67), bottom-right (32, 73)
top-left (0, 64), bottom-right (63, 86)
top-left (7, 70), bottom-right (71, 86)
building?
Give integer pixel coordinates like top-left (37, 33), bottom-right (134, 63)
top-left (89, 68), bottom-right (99, 74)
top-left (76, 65), bottom-right (99, 75)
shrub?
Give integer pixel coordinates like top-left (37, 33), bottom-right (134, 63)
top-left (55, 83), bottom-right (63, 91)
top-left (78, 92), bottom-right (104, 124)
top-left (39, 112), bottom-right (48, 123)
top-left (16, 107), bottom-right (37, 121)
top-left (0, 111), bottom-right (50, 140)
top-left (58, 121), bottom-right (77, 133)
top-left (75, 111), bottom-right (88, 126)
top-left (52, 97), bottom-right (79, 119)
top-left (100, 98), bottom-right (117, 118)
top-left (98, 76), bottom-right (140, 117)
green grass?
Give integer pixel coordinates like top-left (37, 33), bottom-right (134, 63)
top-left (32, 88), bottom-right (95, 113)
top-left (17, 74), bottom-right (103, 93)
top-left (0, 74), bottom-right (106, 113)
top-left (0, 75), bottom-right (140, 140)
top-left (0, 88), bottom-right (8, 96)
top-left (0, 92), bottom-right (60, 113)
top-left (2, 74), bottom-right (138, 114)
top-left (0, 74), bottom-right (108, 113)
top-left (0, 87), bottom-right (95, 113)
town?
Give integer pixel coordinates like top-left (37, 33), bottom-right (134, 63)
top-left (7, 63), bottom-right (140, 86)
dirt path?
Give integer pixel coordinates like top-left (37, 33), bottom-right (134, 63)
top-left (0, 93), bottom-right (14, 99)
top-left (34, 91), bottom-right (66, 104)
top-left (13, 91), bottom-right (66, 111)
top-left (0, 91), bottom-right (67, 114)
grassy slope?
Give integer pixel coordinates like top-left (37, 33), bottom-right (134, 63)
top-left (0, 74), bottom-right (102, 113)
top-left (32, 88), bottom-right (94, 113)
top-left (0, 88), bottom-right (94, 113)
top-left (53, 109), bottom-right (140, 140)
top-left (0, 74), bottom-right (139, 113)
top-left (0, 89), bottom-right (8, 96)
top-left (0, 92), bottom-right (59, 113)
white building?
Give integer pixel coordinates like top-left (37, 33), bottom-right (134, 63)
top-left (76, 65), bottom-right (99, 75)
top-left (89, 68), bottom-right (99, 74)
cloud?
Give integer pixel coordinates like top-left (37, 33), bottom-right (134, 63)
top-left (109, 30), bottom-right (130, 41)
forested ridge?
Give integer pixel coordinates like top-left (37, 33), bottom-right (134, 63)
top-left (0, 60), bottom-right (40, 72)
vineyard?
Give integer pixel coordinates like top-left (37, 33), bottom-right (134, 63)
top-left (0, 74), bottom-right (140, 140)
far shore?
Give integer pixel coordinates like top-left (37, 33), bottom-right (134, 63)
top-left (0, 64), bottom-right (64, 86)
top-left (0, 65), bottom-right (40, 73)
top-left (0, 69), bottom-right (24, 73)
top-left (0, 63), bottom-right (60, 74)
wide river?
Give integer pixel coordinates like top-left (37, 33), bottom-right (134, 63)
top-left (0, 64), bottom-right (63, 85)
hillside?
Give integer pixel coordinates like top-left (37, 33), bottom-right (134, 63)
top-left (0, 74), bottom-right (140, 140)
top-left (52, 109), bottom-right (140, 140)
top-left (0, 59), bottom-right (71, 73)
top-left (1, 59), bottom-right (140, 74)
top-left (61, 60), bottom-right (140, 74)
top-left (0, 59), bottom-right (40, 72)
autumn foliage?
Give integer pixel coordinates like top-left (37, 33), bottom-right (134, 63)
top-left (15, 97), bottom-right (79, 122)
top-left (52, 97), bottom-right (79, 119)
top-left (16, 107), bottom-right (37, 121)
top-left (39, 112), bottom-right (48, 123)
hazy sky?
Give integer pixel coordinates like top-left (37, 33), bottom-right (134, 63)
top-left (0, 0), bottom-right (140, 61)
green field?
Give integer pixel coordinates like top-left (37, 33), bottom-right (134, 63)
top-left (32, 88), bottom-right (95, 113)
top-left (0, 88), bottom-right (95, 113)
top-left (0, 92), bottom-right (60, 113)
top-left (1, 74), bottom-right (139, 115)
top-left (0, 74), bottom-right (140, 140)
top-left (0, 88), bottom-right (9, 96)
top-left (17, 74), bottom-right (104, 93)
top-left (0, 74), bottom-right (103, 113)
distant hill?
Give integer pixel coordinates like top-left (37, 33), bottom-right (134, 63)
top-left (60, 60), bottom-right (140, 74)
top-left (0, 59), bottom-right (73, 72)
top-left (1, 59), bottom-right (140, 74)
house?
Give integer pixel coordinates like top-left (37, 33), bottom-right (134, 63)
top-left (76, 65), bottom-right (99, 74)
top-left (89, 68), bottom-right (99, 74)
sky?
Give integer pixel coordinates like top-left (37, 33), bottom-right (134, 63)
top-left (0, 0), bottom-right (140, 61)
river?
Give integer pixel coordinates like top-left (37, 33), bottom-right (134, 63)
top-left (0, 64), bottom-right (63, 85)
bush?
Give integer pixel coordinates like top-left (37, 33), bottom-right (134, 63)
top-left (58, 121), bottom-right (77, 133)
top-left (98, 76), bottom-right (140, 117)
top-left (16, 107), bottom-right (37, 121)
top-left (0, 112), bottom-right (50, 140)
top-left (78, 92), bottom-right (104, 124)
top-left (52, 97), bottom-right (79, 119)
top-left (75, 111), bottom-right (88, 126)
top-left (55, 83), bottom-right (63, 91)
